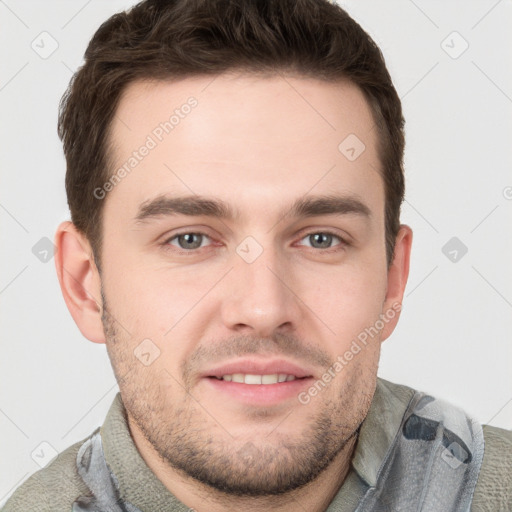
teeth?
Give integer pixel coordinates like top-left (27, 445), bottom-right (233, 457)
top-left (261, 374), bottom-right (278, 384)
top-left (218, 373), bottom-right (297, 384)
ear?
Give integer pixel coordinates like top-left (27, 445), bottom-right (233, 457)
top-left (380, 224), bottom-right (413, 342)
top-left (54, 221), bottom-right (106, 343)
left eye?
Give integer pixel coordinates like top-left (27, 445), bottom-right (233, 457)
top-left (298, 232), bottom-right (343, 250)
top-left (168, 233), bottom-right (212, 250)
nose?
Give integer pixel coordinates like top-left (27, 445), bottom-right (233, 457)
top-left (219, 242), bottom-right (302, 338)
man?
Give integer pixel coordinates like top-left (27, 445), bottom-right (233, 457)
top-left (3, 0), bottom-right (511, 510)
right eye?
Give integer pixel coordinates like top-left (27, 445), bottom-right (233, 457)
top-left (165, 232), bottom-right (213, 251)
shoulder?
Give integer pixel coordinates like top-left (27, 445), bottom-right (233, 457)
top-left (376, 378), bottom-right (512, 511)
top-left (471, 424), bottom-right (512, 512)
top-left (1, 436), bottom-right (92, 512)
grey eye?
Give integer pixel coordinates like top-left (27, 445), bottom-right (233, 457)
top-left (309, 233), bottom-right (333, 248)
top-left (301, 232), bottom-right (341, 249)
top-left (171, 233), bottom-right (207, 250)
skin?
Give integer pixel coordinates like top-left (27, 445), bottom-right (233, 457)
top-left (55, 73), bottom-right (412, 512)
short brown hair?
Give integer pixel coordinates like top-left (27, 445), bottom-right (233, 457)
top-left (58, 0), bottom-right (405, 269)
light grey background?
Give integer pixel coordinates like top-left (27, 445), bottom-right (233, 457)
top-left (1, 0), bottom-right (511, 505)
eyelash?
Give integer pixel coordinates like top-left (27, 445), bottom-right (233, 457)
top-left (162, 230), bottom-right (349, 255)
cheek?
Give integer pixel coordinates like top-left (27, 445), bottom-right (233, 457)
top-left (295, 259), bottom-right (388, 349)
top-left (102, 260), bottom-right (221, 350)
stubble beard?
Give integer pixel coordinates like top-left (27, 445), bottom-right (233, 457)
top-left (101, 295), bottom-right (373, 497)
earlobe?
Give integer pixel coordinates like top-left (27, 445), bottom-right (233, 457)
top-left (54, 221), bottom-right (106, 344)
top-left (380, 224), bottom-right (413, 341)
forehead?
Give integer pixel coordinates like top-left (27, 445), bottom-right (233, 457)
top-left (105, 73), bottom-right (383, 221)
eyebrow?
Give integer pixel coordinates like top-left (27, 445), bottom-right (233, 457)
top-left (134, 193), bottom-right (371, 223)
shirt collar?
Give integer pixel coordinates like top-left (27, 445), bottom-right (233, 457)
top-left (350, 377), bottom-right (415, 487)
top-left (100, 393), bottom-right (190, 512)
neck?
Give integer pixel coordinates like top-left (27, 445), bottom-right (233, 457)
top-left (128, 417), bottom-right (358, 512)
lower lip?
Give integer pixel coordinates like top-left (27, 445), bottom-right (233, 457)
top-left (204, 377), bottom-right (313, 406)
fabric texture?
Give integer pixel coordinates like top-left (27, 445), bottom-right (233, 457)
top-left (2, 378), bottom-right (511, 512)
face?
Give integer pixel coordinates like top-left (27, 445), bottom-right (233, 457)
top-left (95, 73), bottom-right (403, 495)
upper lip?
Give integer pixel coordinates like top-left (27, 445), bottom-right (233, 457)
top-left (203, 358), bottom-right (315, 379)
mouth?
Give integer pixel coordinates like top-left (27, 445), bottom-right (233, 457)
top-left (210, 373), bottom-right (300, 384)
top-left (201, 359), bottom-right (315, 406)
